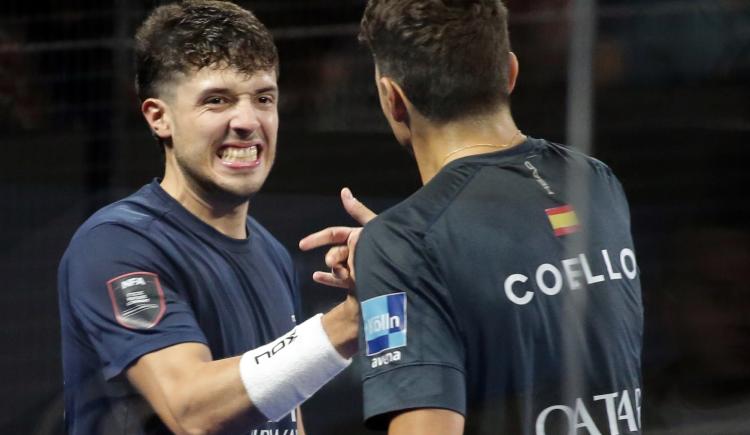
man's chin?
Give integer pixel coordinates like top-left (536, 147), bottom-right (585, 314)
top-left (218, 185), bottom-right (261, 205)
top-left (203, 179), bottom-right (265, 208)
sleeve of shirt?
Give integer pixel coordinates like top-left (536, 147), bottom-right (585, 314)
top-left (62, 223), bottom-right (208, 380)
top-left (354, 219), bottom-right (467, 429)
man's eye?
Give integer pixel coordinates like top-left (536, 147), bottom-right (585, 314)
top-left (258, 96), bottom-right (274, 104)
top-left (206, 96), bottom-right (226, 105)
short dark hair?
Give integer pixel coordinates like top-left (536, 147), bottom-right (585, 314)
top-left (359, 0), bottom-right (511, 122)
top-left (135, 0), bottom-right (278, 101)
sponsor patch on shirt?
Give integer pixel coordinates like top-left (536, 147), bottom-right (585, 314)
top-left (361, 292), bottom-right (406, 356)
top-left (107, 272), bottom-right (165, 329)
top-left (545, 204), bottom-right (580, 236)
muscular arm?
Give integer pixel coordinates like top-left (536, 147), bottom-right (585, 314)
top-left (389, 409), bottom-right (465, 435)
top-left (127, 342), bottom-right (263, 435)
top-left (126, 303), bottom-right (357, 435)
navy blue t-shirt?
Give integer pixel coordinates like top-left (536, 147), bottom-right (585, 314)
top-left (356, 138), bottom-right (643, 435)
top-left (58, 180), bottom-right (300, 434)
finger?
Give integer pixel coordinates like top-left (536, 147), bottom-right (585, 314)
top-left (325, 246), bottom-right (350, 269)
top-left (331, 264), bottom-right (350, 281)
top-left (299, 226), bottom-right (354, 251)
top-left (311, 271), bottom-right (350, 289)
top-left (341, 188), bottom-right (377, 225)
top-left (345, 228), bottom-right (363, 280)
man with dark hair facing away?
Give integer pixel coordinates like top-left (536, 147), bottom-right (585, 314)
top-left (57, 1), bottom-right (373, 434)
top-left (304, 1), bottom-right (644, 434)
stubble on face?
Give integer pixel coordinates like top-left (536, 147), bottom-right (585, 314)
top-left (160, 66), bottom-right (279, 210)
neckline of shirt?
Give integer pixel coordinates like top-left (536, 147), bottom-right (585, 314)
top-left (441, 135), bottom-right (538, 168)
top-left (147, 179), bottom-right (254, 253)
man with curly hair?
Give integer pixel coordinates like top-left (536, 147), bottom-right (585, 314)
top-left (57, 2), bottom-right (369, 434)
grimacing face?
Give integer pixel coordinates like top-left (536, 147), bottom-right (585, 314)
top-left (157, 66), bottom-right (279, 205)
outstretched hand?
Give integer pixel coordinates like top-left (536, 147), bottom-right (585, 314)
top-left (299, 188), bottom-right (376, 289)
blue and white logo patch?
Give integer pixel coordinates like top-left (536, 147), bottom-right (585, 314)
top-left (362, 292), bottom-right (406, 356)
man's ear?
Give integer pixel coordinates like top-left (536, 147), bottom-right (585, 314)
top-left (507, 51), bottom-right (519, 94)
top-left (141, 98), bottom-right (171, 140)
top-left (378, 76), bottom-right (409, 124)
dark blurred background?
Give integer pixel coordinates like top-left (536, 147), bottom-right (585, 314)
top-left (1, 0), bottom-right (748, 433)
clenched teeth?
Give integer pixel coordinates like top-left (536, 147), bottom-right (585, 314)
top-left (220, 146), bottom-right (258, 163)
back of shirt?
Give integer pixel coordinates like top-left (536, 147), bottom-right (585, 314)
top-left (356, 138), bottom-right (643, 435)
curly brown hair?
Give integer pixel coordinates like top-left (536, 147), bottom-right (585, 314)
top-left (135, 0), bottom-right (278, 101)
top-left (359, 0), bottom-right (511, 122)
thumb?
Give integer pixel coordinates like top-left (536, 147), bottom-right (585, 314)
top-left (341, 187), bottom-right (376, 225)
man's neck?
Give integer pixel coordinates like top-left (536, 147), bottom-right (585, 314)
top-left (410, 109), bottom-right (521, 184)
top-left (160, 171), bottom-right (249, 240)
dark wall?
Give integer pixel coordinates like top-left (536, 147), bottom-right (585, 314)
top-left (1, 1), bottom-right (748, 433)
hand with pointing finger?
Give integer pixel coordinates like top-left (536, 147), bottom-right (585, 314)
top-left (299, 188), bottom-right (376, 290)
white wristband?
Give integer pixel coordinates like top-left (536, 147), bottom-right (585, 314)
top-left (239, 313), bottom-right (351, 421)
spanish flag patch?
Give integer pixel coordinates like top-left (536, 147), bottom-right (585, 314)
top-left (545, 205), bottom-right (580, 236)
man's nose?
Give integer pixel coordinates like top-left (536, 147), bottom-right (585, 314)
top-left (229, 99), bottom-right (260, 136)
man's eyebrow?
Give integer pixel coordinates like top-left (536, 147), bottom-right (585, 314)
top-left (254, 85), bottom-right (278, 95)
top-left (197, 87), bottom-right (232, 97)
top-left (196, 86), bottom-right (278, 97)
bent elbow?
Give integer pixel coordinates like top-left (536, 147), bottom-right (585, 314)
top-left (172, 407), bottom-right (241, 435)
top-left (171, 414), bottom-right (218, 435)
